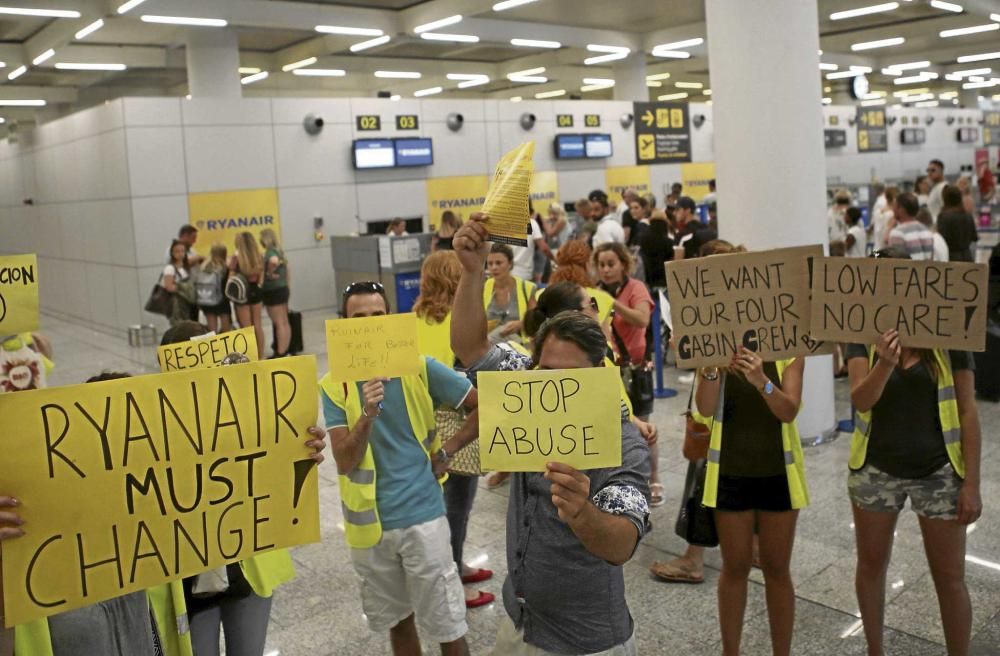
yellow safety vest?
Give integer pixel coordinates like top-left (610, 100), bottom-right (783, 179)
top-left (416, 312), bottom-right (454, 367)
top-left (702, 360), bottom-right (810, 510)
top-left (319, 358), bottom-right (440, 549)
top-left (587, 287), bottom-right (615, 324)
top-left (850, 347), bottom-right (965, 478)
top-left (483, 276), bottom-right (537, 340)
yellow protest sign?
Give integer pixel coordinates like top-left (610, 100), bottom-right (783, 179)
top-left (681, 162), bottom-right (715, 202)
top-left (157, 327), bottom-right (259, 372)
top-left (189, 189), bottom-right (282, 259)
top-left (0, 253), bottom-right (39, 334)
top-left (326, 313), bottom-right (420, 382)
top-left (478, 367), bottom-right (622, 472)
top-left (0, 356), bottom-right (320, 627)
top-left (605, 165), bottom-right (650, 206)
top-left (425, 175), bottom-right (489, 229)
top-left (529, 170), bottom-right (559, 209)
top-left (482, 141), bottom-right (536, 247)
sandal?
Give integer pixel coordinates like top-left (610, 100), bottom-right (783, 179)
top-left (649, 483), bottom-right (666, 507)
top-left (650, 559), bottom-right (704, 584)
top-left (461, 568), bottom-right (493, 584)
top-left (465, 591), bottom-right (495, 609)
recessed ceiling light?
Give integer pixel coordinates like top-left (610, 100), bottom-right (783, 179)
top-left (414, 86), bottom-right (443, 97)
top-left (240, 71), bottom-right (268, 85)
top-left (535, 89), bottom-right (566, 99)
top-left (54, 62), bottom-right (127, 71)
top-left (957, 52), bottom-right (1000, 63)
top-left (654, 38), bottom-right (704, 50)
top-left (646, 72), bottom-right (671, 81)
top-left (0, 118), bottom-right (5, 124)
top-left (510, 38), bottom-right (560, 48)
top-left (851, 37), bottom-right (905, 51)
top-left (658, 92), bottom-right (688, 101)
top-left (32, 49), bottom-right (54, 65)
top-left (414, 15), bottom-right (462, 34)
top-left (830, 2), bottom-right (899, 20)
top-left (940, 23), bottom-right (998, 37)
top-left (374, 70), bottom-right (421, 79)
top-left (492, 0), bottom-right (537, 10)
top-left (350, 35), bottom-right (391, 52)
top-left (75, 18), bottom-right (104, 40)
top-left (281, 57), bottom-right (317, 72)
top-left (116, 0), bottom-right (146, 13)
top-left (141, 15), bottom-right (228, 27)
top-left (292, 68), bottom-right (346, 77)
top-left (0, 99), bottom-right (45, 106)
top-left (929, 0), bottom-right (962, 12)
top-left (675, 81), bottom-right (703, 89)
top-left (419, 32), bottom-right (479, 43)
top-left (315, 25), bottom-right (383, 36)
top-left (0, 6), bottom-right (80, 17)
top-left (7, 65), bottom-right (26, 80)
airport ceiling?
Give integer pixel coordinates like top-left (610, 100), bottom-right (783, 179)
top-left (0, 0), bottom-right (997, 124)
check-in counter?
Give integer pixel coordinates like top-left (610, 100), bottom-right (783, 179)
top-left (330, 234), bottom-right (432, 312)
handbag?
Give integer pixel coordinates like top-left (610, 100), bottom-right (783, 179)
top-left (682, 386), bottom-right (710, 461)
top-left (144, 283), bottom-right (174, 316)
top-left (438, 407), bottom-right (481, 476)
top-left (674, 459), bottom-right (719, 547)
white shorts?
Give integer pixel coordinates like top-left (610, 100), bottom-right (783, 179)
top-left (350, 515), bottom-right (467, 644)
top-left (492, 615), bottom-right (637, 656)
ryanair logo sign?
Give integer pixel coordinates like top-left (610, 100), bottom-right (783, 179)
top-left (188, 189), bottom-right (282, 258)
top-left (425, 175), bottom-right (490, 228)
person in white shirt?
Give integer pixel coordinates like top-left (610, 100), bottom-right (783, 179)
top-left (589, 190), bottom-right (625, 246)
top-left (926, 159), bottom-right (947, 222)
top-left (510, 216), bottom-right (553, 281)
top-left (872, 186), bottom-right (897, 251)
top-left (387, 218), bottom-right (410, 236)
top-left (845, 208), bottom-right (867, 258)
top-left (827, 190), bottom-right (851, 255)
top-left (915, 207), bottom-right (949, 262)
top-left (887, 192), bottom-right (935, 261)
top-left (701, 179), bottom-right (717, 207)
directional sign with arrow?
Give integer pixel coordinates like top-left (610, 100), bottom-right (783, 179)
top-left (633, 101), bottom-right (692, 164)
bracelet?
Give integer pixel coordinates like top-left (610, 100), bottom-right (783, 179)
top-left (700, 367), bottom-right (720, 381)
top-left (362, 404), bottom-right (381, 418)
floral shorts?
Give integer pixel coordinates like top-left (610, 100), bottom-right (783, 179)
top-left (848, 463), bottom-right (961, 520)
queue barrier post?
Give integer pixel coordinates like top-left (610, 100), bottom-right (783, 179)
top-left (652, 293), bottom-right (678, 399)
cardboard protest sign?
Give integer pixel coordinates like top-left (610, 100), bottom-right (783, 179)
top-left (810, 257), bottom-right (988, 351)
top-left (481, 141), bottom-right (535, 247)
top-left (666, 245), bottom-right (827, 368)
top-left (0, 356), bottom-right (321, 627)
top-left (0, 253), bottom-right (39, 335)
top-left (157, 326), bottom-right (259, 372)
top-left (326, 313), bottom-right (420, 382)
top-left (477, 367), bottom-right (622, 472)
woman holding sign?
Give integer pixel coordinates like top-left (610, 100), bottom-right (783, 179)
top-left (695, 345), bottom-right (808, 656)
top-left (847, 321), bottom-right (982, 656)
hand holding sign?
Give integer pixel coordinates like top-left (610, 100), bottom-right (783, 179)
top-left (0, 254), bottom-right (39, 335)
top-left (326, 313), bottom-right (420, 382)
top-left (481, 142), bottom-right (535, 247)
top-left (544, 462), bottom-right (592, 523)
top-left (157, 326), bottom-right (258, 372)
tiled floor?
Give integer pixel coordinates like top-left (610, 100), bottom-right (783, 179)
top-left (34, 310), bottom-right (1000, 656)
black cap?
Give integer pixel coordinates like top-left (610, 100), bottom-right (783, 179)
top-left (676, 196), bottom-right (696, 211)
top-left (588, 189), bottom-right (608, 204)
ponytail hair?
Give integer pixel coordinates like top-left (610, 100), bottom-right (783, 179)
top-left (524, 281), bottom-right (584, 337)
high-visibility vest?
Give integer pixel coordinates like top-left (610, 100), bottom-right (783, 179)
top-left (319, 357), bottom-right (439, 549)
top-left (416, 312), bottom-right (454, 367)
top-left (702, 360), bottom-right (810, 510)
top-left (483, 275), bottom-right (537, 340)
top-left (850, 347), bottom-right (965, 478)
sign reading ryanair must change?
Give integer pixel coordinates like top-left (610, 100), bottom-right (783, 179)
top-left (188, 189), bottom-right (282, 259)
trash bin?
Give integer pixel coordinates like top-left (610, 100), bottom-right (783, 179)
top-left (127, 324), bottom-right (157, 347)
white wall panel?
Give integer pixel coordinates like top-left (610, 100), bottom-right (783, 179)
top-left (271, 98), bottom-right (351, 125)
top-left (113, 267), bottom-right (142, 327)
top-left (423, 121), bottom-right (490, 178)
top-left (124, 98), bottom-right (182, 127)
top-left (184, 126), bottom-right (277, 192)
top-left (98, 129), bottom-right (131, 199)
top-left (356, 179), bottom-right (426, 222)
top-left (131, 195), bottom-right (190, 266)
top-left (85, 263), bottom-right (117, 327)
top-left (279, 185), bottom-right (358, 248)
top-left (181, 97), bottom-right (272, 126)
top-left (273, 123), bottom-right (355, 187)
top-left (284, 246), bottom-right (338, 311)
top-left (126, 127), bottom-right (188, 197)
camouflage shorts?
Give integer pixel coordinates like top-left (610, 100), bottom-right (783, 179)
top-left (848, 463), bottom-right (961, 520)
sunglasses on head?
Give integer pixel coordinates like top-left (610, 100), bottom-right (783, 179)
top-left (343, 281), bottom-right (385, 296)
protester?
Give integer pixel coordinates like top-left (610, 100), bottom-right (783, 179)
top-left (544, 202), bottom-right (572, 253)
top-left (846, 263), bottom-right (982, 656)
top-left (626, 195), bottom-right (651, 248)
top-left (387, 218), bottom-right (409, 236)
top-left (938, 184), bottom-right (980, 262)
top-left (915, 208), bottom-right (949, 262)
top-left (590, 190), bottom-right (625, 247)
top-left (955, 175), bottom-right (978, 217)
top-left (702, 179), bottom-right (718, 207)
top-left (674, 197), bottom-right (715, 260)
top-left (827, 190), bottom-right (851, 256)
top-left (229, 231), bottom-right (266, 359)
top-left (977, 158), bottom-right (996, 203)
top-left (509, 206), bottom-right (553, 283)
top-left (548, 239), bottom-right (614, 333)
top-left (574, 198), bottom-right (598, 245)
top-left (640, 209), bottom-right (674, 289)
top-left (197, 244), bottom-right (233, 333)
top-left (260, 228), bottom-right (291, 358)
top-left (484, 243), bottom-right (537, 344)
top-left (451, 214), bottom-right (652, 655)
top-left (872, 186), bottom-right (897, 252)
top-left (915, 175), bottom-right (931, 207)
top-left (321, 281), bottom-right (480, 656)
top-left (666, 182), bottom-right (683, 208)
top-left (926, 159), bottom-right (947, 221)
top-left (619, 189), bottom-right (640, 242)
top-left (412, 251), bottom-right (495, 609)
top-left (844, 207), bottom-right (867, 258)
top-left (163, 239), bottom-right (196, 325)
top-left (433, 210), bottom-right (462, 251)
top-left (886, 192), bottom-right (934, 261)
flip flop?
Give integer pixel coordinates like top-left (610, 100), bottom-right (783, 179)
top-left (649, 483), bottom-right (666, 507)
top-left (465, 591), bottom-right (495, 609)
top-left (650, 560), bottom-right (705, 584)
top-left (461, 568), bottom-right (494, 584)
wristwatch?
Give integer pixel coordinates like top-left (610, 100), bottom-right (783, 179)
top-left (437, 447), bottom-right (451, 464)
top-left (761, 380), bottom-right (775, 395)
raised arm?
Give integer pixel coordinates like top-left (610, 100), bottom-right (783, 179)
top-left (451, 214), bottom-right (492, 367)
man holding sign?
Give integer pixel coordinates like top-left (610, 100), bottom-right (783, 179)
top-left (453, 215), bottom-right (651, 656)
top-left (321, 281), bottom-right (481, 656)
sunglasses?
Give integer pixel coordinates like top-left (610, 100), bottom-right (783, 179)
top-left (343, 281), bottom-right (385, 297)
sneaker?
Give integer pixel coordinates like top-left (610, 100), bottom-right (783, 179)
top-left (678, 373), bottom-right (694, 385)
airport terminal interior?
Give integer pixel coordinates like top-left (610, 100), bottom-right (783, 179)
top-left (1, 0), bottom-right (1000, 655)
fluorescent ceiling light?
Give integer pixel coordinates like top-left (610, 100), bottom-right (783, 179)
top-left (457, 77), bottom-right (490, 88)
top-left (581, 83), bottom-right (612, 92)
top-left (822, 97), bottom-right (832, 104)
top-left (901, 93), bottom-right (935, 101)
top-left (654, 38), bottom-right (704, 50)
top-left (493, 0), bottom-right (538, 9)
top-left (0, 99), bottom-right (45, 106)
top-left (881, 68), bottom-right (903, 76)
top-left (892, 87), bottom-right (930, 96)
top-left (584, 53), bottom-right (629, 65)
top-left (116, 0), bottom-right (146, 13)
top-left (658, 92), bottom-right (688, 101)
top-left (938, 91), bottom-right (959, 98)
top-left (414, 15), bottom-right (462, 34)
top-left (510, 38), bottom-right (561, 48)
top-left (141, 15), bottom-right (228, 27)
top-left (240, 71), bottom-right (268, 85)
top-left (914, 100), bottom-right (939, 107)
top-left (350, 35), bottom-right (390, 52)
top-left (508, 75), bottom-right (547, 83)
top-left (32, 49), bottom-right (54, 65)
top-left (957, 52), bottom-right (1000, 63)
top-left (992, 13), bottom-right (1000, 21)
top-left (587, 44), bottom-right (630, 53)
top-left (510, 96), bottom-right (522, 102)
top-left (315, 25), bottom-right (383, 36)
top-left (75, 18), bottom-right (104, 40)
top-left (0, 6), bottom-right (79, 17)
top-left (414, 86), bottom-right (443, 97)
top-left (420, 32), bottom-right (479, 43)
top-left (292, 68), bottom-right (346, 77)
top-left (509, 67), bottom-right (545, 77)
top-left (826, 70), bottom-right (864, 79)
top-left (963, 79), bottom-right (998, 88)
top-left (861, 98), bottom-right (886, 106)
top-left (651, 49), bottom-right (691, 59)
top-left (929, 0), bottom-right (962, 11)
top-left (646, 80), bottom-right (662, 87)
top-left (884, 60), bottom-right (930, 71)
top-left (0, 62), bottom-right (5, 68)
top-left (535, 89), bottom-right (565, 99)
top-left (675, 81), bottom-right (703, 89)
top-left (583, 77), bottom-right (614, 85)
top-left (830, 2), bottom-right (899, 20)
top-left (238, 67), bottom-right (261, 74)
top-left (646, 72), bottom-right (671, 81)
top-left (851, 37), bottom-right (904, 51)
top-left (954, 67), bottom-right (990, 76)
top-left (0, 118), bottom-right (4, 124)
top-left (940, 23), bottom-right (998, 37)
top-left (447, 73), bottom-right (487, 80)
top-left (281, 57), bottom-right (317, 72)
top-left (374, 70), bottom-right (421, 79)
top-left (851, 65), bottom-right (874, 72)
top-left (7, 65), bottom-right (26, 80)
top-left (894, 73), bottom-right (938, 83)
top-left (820, 63), bottom-right (839, 70)
top-left (54, 62), bottom-right (127, 71)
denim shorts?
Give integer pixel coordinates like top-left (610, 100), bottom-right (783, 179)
top-left (848, 463), bottom-right (961, 520)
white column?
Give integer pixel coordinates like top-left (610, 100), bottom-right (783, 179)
top-left (613, 55), bottom-right (647, 102)
top-left (186, 28), bottom-right (241, 99)
top-left (705, 0), bottom-right (836, 443)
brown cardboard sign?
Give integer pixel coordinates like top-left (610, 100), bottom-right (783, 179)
top-left (665, 245), bottom-right (826, 368)
top-left (810, 257), bottom-right (988, 351)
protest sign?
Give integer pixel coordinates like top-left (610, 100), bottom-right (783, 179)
top-left (0, 356), bottom-right (321, 627)
top-left (477, 367), bottom-right (622, 472)
top-left (326, 313), bottom-right (420, 382)
top-left (157, 326), bottom-right (258, 372)
top-left (482, 141), bottom-right (535, 247)
top-left (0, 253), bottom-right (39, 335)
top-left (666, 245), bottom-right (827, 368)
top-left (810, 257), bottom-right (988, 351)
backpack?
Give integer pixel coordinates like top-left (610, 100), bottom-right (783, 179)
top-left (225, 273), bottom-right (250, 304)
top-left (194, 269), bottom-right (223, 307)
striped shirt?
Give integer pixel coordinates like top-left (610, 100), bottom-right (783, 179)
top-left (887, 221), bottom-right (934, 261)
